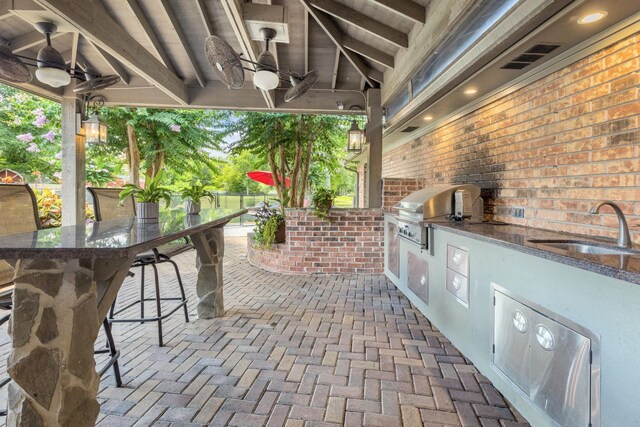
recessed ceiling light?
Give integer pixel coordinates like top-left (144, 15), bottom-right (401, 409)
top-left (464, 88), bottom-right (478, 95)
top-left (424, 115), bottom-right (433, 121)
top-left (578, 11), bottom-right (607, 24)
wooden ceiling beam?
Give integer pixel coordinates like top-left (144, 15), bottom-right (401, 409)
top-left (370, 0), bottom-right (426, 24)
top-left (331, 47), bottom-right (339, 89)
top-left (125, 0), bottom-right (177, 75)
top-left (34, 0), bottom-right (189, 105)
top-left (343, 36), bottom-right (394, 68)
top-left (300, 0), bottom-right (381, 87)
top-left (0, 0), bottom-right (12, 21)
top-left (9, 31), bottom-right (63, 53)
top-left (220, 0), bottom-right (275, 109)
top-left (159, 0), bottom-right (205, 88)
top-left (308, 0), bottom-right (408, 48)
top-left (195, 0), bottom-right (214, 35)
top-left (86, 39), bottom-right (131, 85)
top-left (304, 10), bottom-right (309, 74)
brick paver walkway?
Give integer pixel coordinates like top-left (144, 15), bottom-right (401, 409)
top-left (0, 236), bottom-right (530, 426)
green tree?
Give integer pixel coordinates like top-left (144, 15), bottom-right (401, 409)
top-left (214, 150), bottom-right (268, 194)
top-left (99, 107), bottom-right (224, 184)
top-left (220, 112), bottom-right (349, 207)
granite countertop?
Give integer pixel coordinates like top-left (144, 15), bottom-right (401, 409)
top-left (432, 222), bottom-right (640, 285)
top-left (0, 208), bottom-right (247, 259)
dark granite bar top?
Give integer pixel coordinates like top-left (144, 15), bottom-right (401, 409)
top-left (432, 222), bottom-right (640, 286)
top-left (0, 208), bottom-right (246, 259)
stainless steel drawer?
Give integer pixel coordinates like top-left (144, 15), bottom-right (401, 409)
top-left (447, 245), bottom-right (469, 276)
top-left (407, 251), bottom-right (428, 304)
top-left (446, 268), bottom-right (468, 306)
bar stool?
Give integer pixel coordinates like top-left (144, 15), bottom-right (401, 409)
top-left (88, 187), bottom-right (190, 347)
top-left (0, 184), bottom-right (122, 410)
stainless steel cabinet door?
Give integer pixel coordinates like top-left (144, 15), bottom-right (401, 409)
top-left (530, 311), bottom-right (591, 427)
top-left (387, 222), bottom-right (400, 278)
top-left (494, 291), bottom-right (531, 395)
top-left (407, 251), bottom-right (428, 304)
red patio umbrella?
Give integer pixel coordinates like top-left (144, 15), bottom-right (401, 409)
top-left (247, 170), bottom-right (290, 188)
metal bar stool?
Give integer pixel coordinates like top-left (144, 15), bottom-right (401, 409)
top-left (88, 187), bottom-right (190, 347)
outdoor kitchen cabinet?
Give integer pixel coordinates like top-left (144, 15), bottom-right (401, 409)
top-left (494, 290), bottom-right (592, 427)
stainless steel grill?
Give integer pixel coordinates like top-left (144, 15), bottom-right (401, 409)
top-left (394, 184), bottom-right (483, 247)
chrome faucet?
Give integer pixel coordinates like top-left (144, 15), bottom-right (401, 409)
top-left (588, 201), bottom-right (632, 248)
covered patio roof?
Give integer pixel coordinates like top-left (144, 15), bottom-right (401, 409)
top-left (1, 0), bottom-right (639, 219)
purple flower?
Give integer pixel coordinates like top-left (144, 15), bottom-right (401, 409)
top-left (33, 114), bottom-right (47, 128)
top-left (17, 133), bottom-right (34, 143)
top-left (26, 143), bottom-right (39, 153)
top-left (55, 151), bottom-right (62, 160)
top-left (32, 108), bottom-right (44, 116)
top-left (170, 124), bottom-right (181, 132)
top-left (42, 130), bottom-right (55, 143)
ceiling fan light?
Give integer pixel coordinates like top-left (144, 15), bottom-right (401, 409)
top-left (35, 67), bottom-right (70, 88)
top-left (35, 45), bottom-right (70, 87)
top-left (254, 50), bottom-right (279, 90)
top-left (253, 70), bottom-right (279, 90)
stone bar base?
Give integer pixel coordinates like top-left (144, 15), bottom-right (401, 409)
top-left (8, 258), bottom-right (101, 427)
top-left (191, 227), bottom-right (225, 319)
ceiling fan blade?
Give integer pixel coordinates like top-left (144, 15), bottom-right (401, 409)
top-left (284, 70), bottom-right (319, 102)
top-left (73, 74), bottom-right (121, 93)
top-left (0, 45), bottom-right (33, 83)
top-left (205, 35), bottom-right (244, 89)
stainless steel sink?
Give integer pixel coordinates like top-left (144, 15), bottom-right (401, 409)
top-left (527, 239), bottom-right (640, 256)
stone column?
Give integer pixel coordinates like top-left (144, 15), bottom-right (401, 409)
top-left (190, 227), bottom-right (225, 318)
top-left (8, 258), bottom-right (101, 427)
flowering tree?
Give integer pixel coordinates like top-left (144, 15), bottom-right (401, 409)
top-left (0, 84), bottom-right (122, 185)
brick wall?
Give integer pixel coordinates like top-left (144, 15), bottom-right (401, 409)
top-left (247, 208), bottom-right (384, 274)
top-left (381, 33), bottom-right (640, 243)
top-left (381, 178), bottom-right (426, 213)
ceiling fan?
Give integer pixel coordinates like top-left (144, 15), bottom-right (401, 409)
top-left (205, 27), bottom-right (319, 102)
top-left (0, 22), bottom-right (120, 93)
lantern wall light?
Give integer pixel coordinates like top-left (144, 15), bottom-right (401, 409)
top-left (82, 95), bottom-right (108, 145)
top-left (347, 105), bottom-right (365, 152)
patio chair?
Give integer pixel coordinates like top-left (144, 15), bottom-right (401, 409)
top-left (88, 187), bottom-right (190, 347)
top-left (0, 184), bottom-right (123, 405)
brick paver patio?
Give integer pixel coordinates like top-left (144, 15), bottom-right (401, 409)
top-left (0, 235), bottom-right (530, 426)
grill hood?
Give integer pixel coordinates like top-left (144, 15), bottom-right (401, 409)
top-left (395, 184), bottom-right (482, 220)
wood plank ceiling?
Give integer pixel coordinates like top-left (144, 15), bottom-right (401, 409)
top-left (0, 0), bottom-right (433, 113)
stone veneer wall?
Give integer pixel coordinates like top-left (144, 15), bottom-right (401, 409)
top-left (247, 208), bottom-right (384, 274)
top-left (380, 33), bottom-right (640, 243)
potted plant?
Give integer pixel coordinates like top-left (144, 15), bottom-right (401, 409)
top-left (312, 187), bottom-right (336, 220)
top-left (253, 204), bottom-right (285, 249)
top-left (180, 183), bottom-right (216, 214)
top-left (119, 170), bottom-right (173, 223)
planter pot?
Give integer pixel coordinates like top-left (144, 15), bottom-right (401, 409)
top-left (185, 200), bottom-right (201, 214)
top-left (136, 202), bottom-right (160, 223)
top-left (274, 221), bottom-right (286, 243)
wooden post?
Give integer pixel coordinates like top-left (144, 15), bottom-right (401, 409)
top-left (366, 88), bottom-right (382, 208)
top-left (61, 96), bottom-right (86, 226)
